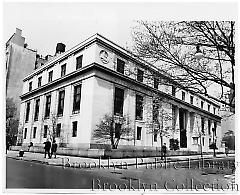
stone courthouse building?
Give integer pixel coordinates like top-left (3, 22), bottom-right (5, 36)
top-left (18, 34), bottom-right (223, 153)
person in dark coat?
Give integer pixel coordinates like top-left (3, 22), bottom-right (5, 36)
top-left (51, 139), bottom-right (58, 158)
top-left (161, 143), bottom-right (167, 160)
top-left (43, 139), bottom-right (51, 159)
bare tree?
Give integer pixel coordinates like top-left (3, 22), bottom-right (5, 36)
top-left (132, 21), bottom-right (235, 111)
top-left (146, 96), bottom-right (178, 153)
top-left (93, 114), bottom-right (133, 149)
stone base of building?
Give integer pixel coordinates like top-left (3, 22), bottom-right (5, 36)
top-left (10, 145), bottom-right (226, 159)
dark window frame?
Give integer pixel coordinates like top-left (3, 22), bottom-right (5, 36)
top-left (48, 70), bottom-right (53, 82)
top-left (72, 121), bottom-right (78, 137)
top-left (116, 58), bottom-right (125, 74)
top-left (137, 126), bottom-right (142, 140)
top-left (45, 95), bottom-right (51, 118)
top-left (190, 96), bottom-right (194, 104)
top-left (182, 91), bottom-right (185, 101)
top-left (172, 86), bottom-right (176, 96)
top-left (208, 119), bottom-right (211, 135)
top-left (208, 104), bottom-right (210, 112)
top-left (34, 99), bottom-right (40, 121)
top-left (29, 81), bottom-right (32, 91)
top-left (76, 55), bottom-right (83, 70)
top-left (201, 101), bottom-right (204, 109)
top-left (154, 130), bottom-right (158, 142)
top-left (33, 127), bottom-right (37, 138)
top-left (114, 87), bottom-right (124, 116)
top-left (38, 76), bottom-right (42, 87)
top-left (61, 64), bottom-right (66, 77)
top-left (57, 90), bottom-right (65, 116)
top-left (73, 85), bottom-right (81, 113)
top-left (201, 117), bottom-right (205, 133)
top-left (24, 128), bottom-right (27, 139)
top-left (137, 69), bottom-right (144, 82)
top-left (25, 102), bottom-right (30, 122)
top-left (136, 94), bottom-right (143, 120)
top-left (43, 125), bottom-right (48, 138)
top-left (154, 78), bottom-right (159, 89)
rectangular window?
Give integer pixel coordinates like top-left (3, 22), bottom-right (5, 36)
top-left (24, 128), bottom-right (27, 139)
top-left (73, 85), bottom-right (81, 113)
top-left (182, 92), bottom-right (185, 101)
top-left (136, 95), bottom-right (143, 120)
top-left (117, 59), bottom-right (125, 74)
top-left (45, 95), bottom-right (51, 118)
top-left (114, 87), bottom-right (124, 116)
top-left (137, 69), bottom-right (143, 82)
top-left (214, 122), bottom-right (217, 136)
top-left (56, 123), bottom-right (61, 137)
top-left (38, 76), bottom-right (42, 87)
top-left (213, 107), bottom-right (216, 114)
top-left (72, 121), bottom-right (77, 137)
top-left (153, 100), bottom-right (159, 122)
top-left (34, 99), bottom-right (40, 121)
top-left (154, 78), bottom-right (159, 89)
top-left (61, 64), bottom-right (66, 77)
top-left (43, 125), bottom-right (48, 138)
top-left (33, 127), bottom-right (37, 138)
top-left (57, 90), bottom-right (65, 116)
top-left (208, 104), bottom-right (210, 112)
top-left (201, 117), bottom-right (205, 133)
top-left (115, 123), bottom-right (121, 139)
top-left (208, 119), bottom-right (211, 135)
top-left (76, 55), bottom-right (83, 70)
top-left (48, 71), bottom-right (53, 82)
top-left (202, 137), bottom-right (205, 146)
top-left (154, 130), bottom-right (157, 142)
top-left (201, 101), bottom-right (204, 109)
top-left (29, 82), bottom-right (32, 91)
top-left (25, 102), bottom-right (30, 122)
top-left (137, 126), bottom-right (142, 140)
top-left (172, 86), bottom-right (176, 96)
top-left (190, 96), bottom-right (194, 104)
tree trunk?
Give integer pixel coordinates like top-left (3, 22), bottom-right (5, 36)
top-left (160, 134), bottom-right (163, 160)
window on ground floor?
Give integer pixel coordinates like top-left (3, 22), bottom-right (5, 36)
top-left (24, 128), bottom-right (27, 139)
top-left (33, 127), bottom-right (37, 139)
top-left (44, 125), bottom-right (48, 138)
top-left (137, 126), bottom-right (142, 140)
top-left (72, 121), bottom-right (77, 137)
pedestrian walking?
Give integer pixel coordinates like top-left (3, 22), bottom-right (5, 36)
top-left (225, 146), bottom-right (229, 156)
top-left (161, 143), bottom-right (167, 160)
top-left (51, 139), bottom-right (58, 158)
top-left (43, 139), bottom-right (51, 159)
top-left (28, 142), bottom-right (33, 151)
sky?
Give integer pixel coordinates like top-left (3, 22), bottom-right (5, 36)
top-left (3, 1), bottom-right (238, 57)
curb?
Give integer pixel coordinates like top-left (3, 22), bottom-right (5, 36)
top-left (6, 154), bottom-right (235, 170)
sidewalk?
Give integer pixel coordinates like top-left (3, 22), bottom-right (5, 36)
top-left (6, 150), bottom-right (235, 169)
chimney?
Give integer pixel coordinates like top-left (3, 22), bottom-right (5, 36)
top-left (16, 28), bottom-right (22, 36)
top-left (55, 43), bottom-right (66, 56)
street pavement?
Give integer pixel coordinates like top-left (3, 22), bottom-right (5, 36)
top-left (6, 150), bottom-right (235, 168)
top-left (6, 151), bottom-right (236, 190)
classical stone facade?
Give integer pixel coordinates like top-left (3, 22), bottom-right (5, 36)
top-left (19, 34), bottom-right (223, 153)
